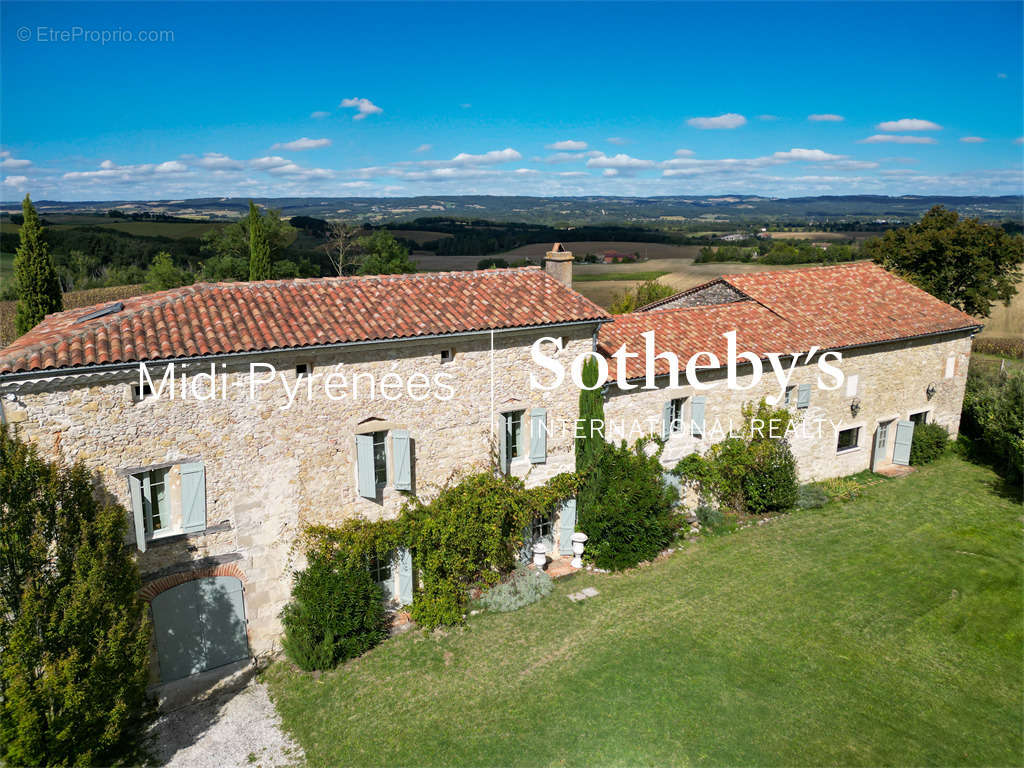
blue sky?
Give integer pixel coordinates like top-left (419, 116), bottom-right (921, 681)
top-left (2, 1), bottom-right (1022, 200)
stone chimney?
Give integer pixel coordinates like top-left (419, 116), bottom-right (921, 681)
top-left (544, 242), bottom-right (573, 287)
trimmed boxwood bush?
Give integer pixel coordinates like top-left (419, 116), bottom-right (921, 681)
top-left (578, 437), bottom-right (680, 571)
top-left (281, 554), bottom-right (389, 672)
top-left (909, 422), bottom-right (949, 465)
top-left (742, 439), bottom-right (799, 515)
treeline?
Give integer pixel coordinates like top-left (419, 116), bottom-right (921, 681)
top-left (0, 221), bottom-right (331, 297)
top-left (376, 218), bottom-right (689, 256)
top-left (695, 239), bottom-right (859, 265)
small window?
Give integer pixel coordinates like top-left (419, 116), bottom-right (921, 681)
top-left (439, 349), bottom-right (454, 364)
top-left (532, 514), bottom-right (553, 544)
top-left (910, 411), bottom-right (928, 426)
top-left (368, 554), bottom-right (392, 587)
top-left (784, 385), bottom-right (796, 407)
top-left (506, 411), bottom-right (523, 461)
top-left (668, 398), bottom-right (686, 434)
top-left (141, 467), bottom-right (171, 536)
top-left (132, 382), bottom-right (154, 402)
top-left (837, 427), bottom-right (860, 453)
top-left (372, 431), bottom-right (387, 486)
top-left (295, 363), bottom-right (310, 377)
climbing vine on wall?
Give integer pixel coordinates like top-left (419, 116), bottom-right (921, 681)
top-left (303, 470), bottom-right (580, 629)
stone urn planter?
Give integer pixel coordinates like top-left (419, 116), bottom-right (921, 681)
top-left (570, 532), bottom-right (588, 569)
top-left (532, 542), bottom-right (547, 569)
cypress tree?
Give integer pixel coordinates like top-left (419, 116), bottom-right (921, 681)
top-left (248, 201), bottom-right (272, 281)
top-left (0, 427), bottom-right (154, 766)
top-left (575, 355), bottom-right (607, 472)
top-left (13, 194), bottom-right (63, 335)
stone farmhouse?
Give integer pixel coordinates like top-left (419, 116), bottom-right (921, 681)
top-left (0, 248), bottom-right (979, 683)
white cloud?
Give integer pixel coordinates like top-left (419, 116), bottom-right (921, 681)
top-left (271, 137), bottom-right (331, 151)
top-left (189, 152), bottom-right (243, 170)
top-left (606, 137), bottom-right (628, 145)
top-left (2, 175), bottom-right (29, 187)
top-left (0, 156), bottom-right (31, 169)
top-left (875, 118), bottom-right (942, 131)
top-left (310, 110), bottom-right (331, 119)
top-left (771, 148), bottom-right (843, 161)
top-left (960, 136), bottom-right (986, 143)
top-left (539, 151), bottom-right (601, 164)
top-left (603, 169), bottom-right (618, 177)
top-left (447, 148), bottom-right (521, 165)
top-left (674, 149), bottom-right (695, 157)
top-left (859, 134), bottom-right (938, 144)
top-left (340, 97), bottom-right (382, 120)
top-left (414, 144), bottom-right (432, 153)
top-left (687, 113), bottom-right (747, 130)
top-left (63, 159), bottom-right (192, 182)
top-left (808, 114), bottom-right (844, 122)
top-left (757, 114), bottom-right (779, 121)
top-left (249, 156), bottom-right (291, 170)
top-left (586, 153), bottom-right (657, 169)
top-left (546, 140), bottom-right (588, 151)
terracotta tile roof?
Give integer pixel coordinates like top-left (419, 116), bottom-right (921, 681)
top-left (0, 268), bottom-right (609, 375)
top-left (602, 262), bottom-right (979, 380)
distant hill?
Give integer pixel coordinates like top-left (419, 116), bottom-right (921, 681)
top-left (2, 195), bottom-right (1020, 226)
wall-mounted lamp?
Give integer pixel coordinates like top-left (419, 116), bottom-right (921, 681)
top-left (926, 382), bottom-right (937, 399)
top-left (850, 398), bottom-right (861, 417)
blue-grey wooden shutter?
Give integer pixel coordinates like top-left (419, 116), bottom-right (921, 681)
top-left (392, 430), bottom-right (412, 490)
top-left (529, 408), bottom-right (547, 463)
top-left (397, 548), bottom-right (413, 605)
top-left (661, 401), bottom-right (673, 439)
top-left (893, 420), bottom-right (915, 466)
top-left (198, 576), bottom-right (249, 671)
top-left (797, 383), bottom-right (811, 409)
top-left (128, 474), bottom-right (146, 552)
top-left (558, 498), bottom-right (577, 556)
top-left (691, 396), bottom-right (706, 437)
top-left (180, 462), bottom-right (207, 534)
top-left (498, 414), bottom-right (509, 474)
top-left (355, 434), bottom-right (376, 498)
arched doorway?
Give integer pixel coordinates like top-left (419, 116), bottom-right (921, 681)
top-left (150, 576), bottom-right (249, 682)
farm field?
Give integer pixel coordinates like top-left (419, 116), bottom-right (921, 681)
top-left (571, 258), bottom-right (819, 308)
top-left (266, 455), bottom-right (1023, 767)
top-left (767, 230), bottom-right (876, 241)
top-left (977, 287), bottom-right (1023, 338)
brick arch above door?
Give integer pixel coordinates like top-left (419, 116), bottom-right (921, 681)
top-left (140, 563), bottom-right (247, 602)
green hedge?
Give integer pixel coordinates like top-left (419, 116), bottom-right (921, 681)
top-left (909, 422), bottom-right (949, 465)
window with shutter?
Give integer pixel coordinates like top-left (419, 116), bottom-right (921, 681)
top-left (797, 383), bottom-right (811, 409)
top-left (180, 462), bottom-right (207, 534)
top-left (691, 396), bottom-right (706, 437)
top-left (355, 433), bottom-right (377, 498)
top-left (529, 408), bottom-right (547, 464)
top-left (392, 429), bottom-right (413, 491)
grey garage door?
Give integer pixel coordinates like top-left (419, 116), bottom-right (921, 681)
top-left (151, 576), bottom-right (249, 682)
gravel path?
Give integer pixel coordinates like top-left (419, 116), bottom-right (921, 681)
top-left (151, 667), bottom-right (304, 768)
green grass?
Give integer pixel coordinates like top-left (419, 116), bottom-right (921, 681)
top-left (573, 270), bottom-right (669, 283)
top-left (266, 456), bottom-right (1022, 767)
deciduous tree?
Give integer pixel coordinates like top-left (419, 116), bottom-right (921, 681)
top-left (866, 205), bottom-right (1024, 317)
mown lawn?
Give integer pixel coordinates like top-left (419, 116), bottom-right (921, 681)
top-left (266, 456), bottom-right (1022, 767)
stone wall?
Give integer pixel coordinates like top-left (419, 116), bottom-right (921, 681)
top-left (2, 325), bottom-right (597, 657)
top-left (604, 331), bottom-right (974, 481)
